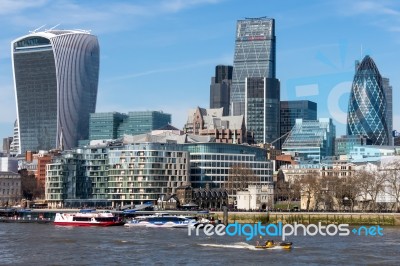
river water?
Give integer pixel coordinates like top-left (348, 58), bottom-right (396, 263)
top-left (0, 223), bottom-right (399, 265)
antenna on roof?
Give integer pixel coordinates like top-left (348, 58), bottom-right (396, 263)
top-left (48, 24), bottom-right (60, 31)
top-left (29, 24), bottom-right (46, 34)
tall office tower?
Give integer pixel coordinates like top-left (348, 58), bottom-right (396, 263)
top-left (210, 65), bottom-right (232, 116)
top-left (382, 77), bottom-right (393, 145)
top-left (245, 77), bottom-right (280, 145)
top-left (280, 100), bottom-right (317, 145)
top-left (347, 56), bottom-right (388, 145)
top-left (231, 17), bottom-right (276, 116)
top-left (12, 30), bottom-right (99, 154)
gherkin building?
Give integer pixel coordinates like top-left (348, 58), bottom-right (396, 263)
top-left (347, 55), bottom-right (388, 145)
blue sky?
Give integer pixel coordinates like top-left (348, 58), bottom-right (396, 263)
top-left (0, 0), bottom-right (399, 142)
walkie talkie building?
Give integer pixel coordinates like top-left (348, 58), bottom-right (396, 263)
top-left (347, 55), bottom-right (389, 145)
top-left (11, 30), bottom-right (99, 154)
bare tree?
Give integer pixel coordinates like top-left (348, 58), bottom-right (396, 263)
top-left (19, 169), bottom-right (45, 200)
top-left (381, 160), bottom-right (400, 212)
top-left (356, 169), bottom-right (385, 211)
top-left (225, 164), bottom-right (257, 196)
top-left (299, 172), bottom-right (320, 211)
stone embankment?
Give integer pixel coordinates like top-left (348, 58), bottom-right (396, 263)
top-left (214, 212), bottom-right (400, 225)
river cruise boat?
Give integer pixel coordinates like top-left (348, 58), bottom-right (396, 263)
top-left (54, 210), bottom-right (124, 227)
top-left (124, 213), bottom-right (196, 228)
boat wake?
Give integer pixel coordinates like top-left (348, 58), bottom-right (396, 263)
top-left (199, 242), bottom-right (286, 250)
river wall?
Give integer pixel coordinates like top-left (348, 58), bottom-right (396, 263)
top-left (214, 212), bottom-right (400, 226)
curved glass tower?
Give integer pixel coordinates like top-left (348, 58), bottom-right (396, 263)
top-left (347, 55), bottom-right (388, 145)
top-left (12, 30), bottom-right (99, 154)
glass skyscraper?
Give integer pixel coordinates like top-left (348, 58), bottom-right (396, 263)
top-left (12, 30), bottom-right (99, 154)
top-left (245, 77), bottom-right (280, 145)
top-left (382, 77), bottom-right (393, 145)
top-left (210, 65), bottom-right (232, 116)
top-left (231, 17), bottom-right (276, 116)
top-left (347, 56), bottom-right (389, 145)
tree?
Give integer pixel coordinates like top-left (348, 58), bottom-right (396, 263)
top-left (225, 164), bottom-right (257, 195)
top-left (330, 174), bottom-right (360, 211)
top-left (287, 176), bottom-right (302, 209)
top-left (19, 169), bottom-right (45, 200)
top-left (299, 172), bottom-right (320, 211)
top-left (356, 168), bottom-right (385, 211)
top-left (381, 160), bottom-right (400, 212)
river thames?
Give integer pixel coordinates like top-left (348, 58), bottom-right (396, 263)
top-left (0, 223), bottom-right (399, 265)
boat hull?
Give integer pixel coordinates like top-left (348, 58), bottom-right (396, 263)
top-left (54, 221), bottom-right (124, 227)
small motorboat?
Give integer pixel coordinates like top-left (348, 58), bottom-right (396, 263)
top-left (255, 240), bottom-right (292, 250)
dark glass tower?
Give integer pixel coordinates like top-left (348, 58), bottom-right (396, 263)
top-left (12, 30), bottom-right (99, 154)
top-left (210, 65), bottom-right (232, 116)
top-left (382, 77), bottom-right (393, 145)
top-left (231, 17), bottom-right (276, 116)
top-left (245, 77), bottom-right (280, 145)
top-left (347, 56), bottom-right (388, 145)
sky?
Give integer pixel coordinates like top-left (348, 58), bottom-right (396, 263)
top-left (0, 0), bottom-right (399, 142)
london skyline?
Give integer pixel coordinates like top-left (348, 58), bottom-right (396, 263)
top-left (0, 0), bottom-right (400, 142)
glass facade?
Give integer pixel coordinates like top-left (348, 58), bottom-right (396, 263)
top-left (89, 112), bottom-right (126, 140)
top-left (47, 143), bottom-right (189, 207)
top-left (107, 143), bottom-right (189, 207)
top-left (117, 111), bottom-right (171, 137)
top-left (210, 65), bottom-right (232, 116)
top-left (245, 77), bottom-right (280, 145)
top-left (88, 111), bottom-right (171, 140)
top-left (46, 152), bottom-right (90, 208)
top-left (382, 77), bottom-right (393, 146)
top-left (280, 100), bottom-right (317, 146)
top-left (282, 118), bottom-right (336, 163)
top-left (183, 143), bottom-right (272, 190)
top-left (347, 56), bottom-right (389, 145)
top-left (231, 17), bottom-right (276, 116)
top-left (12, 30), bottom-right (99, 154)
top-left (335, 135), bottom-right (371, 156)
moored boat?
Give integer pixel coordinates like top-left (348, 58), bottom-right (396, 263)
top-left (124, 213), bottom-right (196, 228)
top-left (54, 210), bottom-right (124, 227)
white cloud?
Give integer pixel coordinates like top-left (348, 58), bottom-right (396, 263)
top-left (1, 0), bottom-right (224, 34)
top-left (105, 54), bottom-right (232, 82)
top-left (0, 0), bottom-right (48, 15)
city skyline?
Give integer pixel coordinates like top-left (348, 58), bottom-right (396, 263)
top-left (1, 0), bottom-right (400, 143)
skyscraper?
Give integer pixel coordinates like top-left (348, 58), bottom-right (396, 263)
top-left (12, 30), bottom-right (99, 154)
top-left (347, 56), bottom-right (389, 145)
top-left (245, 77), bottom-right (280, 145)
top-left (382, 77), bottom-right (393, 145)
top-left (231, 17), bottom-right (276, 116)
top-left (210, 65), bottom-right (232, 116)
